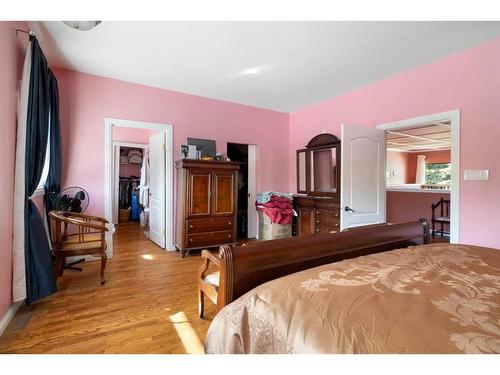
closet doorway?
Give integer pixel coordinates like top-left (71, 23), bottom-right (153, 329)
top-left (104, 118), bottom-right (174, 258)
top-left (227, 143), bottom-right (257, 240)
top-left (113, 142), bottom-right (147, 229)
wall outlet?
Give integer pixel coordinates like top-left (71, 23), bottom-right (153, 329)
top-left (464, 170), bottom-right (489, 181)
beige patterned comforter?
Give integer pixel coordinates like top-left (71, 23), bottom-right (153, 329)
top-left (205, 243), bottom-right (500, 354)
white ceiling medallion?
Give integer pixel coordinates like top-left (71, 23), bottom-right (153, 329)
top-left (63, 21), bottom-right (101, 31)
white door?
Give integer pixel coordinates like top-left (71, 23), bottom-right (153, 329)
top-left (113, 145), bottom-right (120, 224)
top-left (341, 124), bottom-right (386, 230)
top-left (149, 132), bottom-right (166, 248)
top-left (247, 145), bottom-right (257, 238)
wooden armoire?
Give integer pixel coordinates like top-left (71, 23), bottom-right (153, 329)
top-left (175, 159), bottom-right (239, 257)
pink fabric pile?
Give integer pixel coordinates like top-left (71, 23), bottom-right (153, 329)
top-left (256, 194), bottom-right (294, 225)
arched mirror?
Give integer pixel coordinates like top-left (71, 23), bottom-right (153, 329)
top-left (296, 133), bottom-right (341, 200)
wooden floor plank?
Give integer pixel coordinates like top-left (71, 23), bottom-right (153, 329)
top-left (0, 222), bottom-right (216, 354)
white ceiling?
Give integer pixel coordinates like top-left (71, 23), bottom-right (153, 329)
top-left (386, 123), bottom-right (451, 152)
top-left (32, 21), bottom-right (500, 112)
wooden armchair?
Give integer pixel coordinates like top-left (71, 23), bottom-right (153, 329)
top-left (49, 211), bottom-right (109, 285)
top-left (198, 249), bottom-right (222, 318)
top-left (431, 198), bottom-right (450, 238)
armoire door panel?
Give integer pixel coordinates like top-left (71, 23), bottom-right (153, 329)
top-left (187, 170), bottom-right (212, 217)
top-left (212, 172), bottom-right (235, 216)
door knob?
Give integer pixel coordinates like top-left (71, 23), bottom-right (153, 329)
top-left (344, 206), bottom-right (356, 213)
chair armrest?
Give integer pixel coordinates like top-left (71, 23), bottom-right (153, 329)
top-left (63, 212), bottom-right (109, 224)
top-left (201, 250), bottom-right (220, 267)
top-left (199, 250), bottom-right (220, 282)
top-left (49, 211), bottom-right (108, 232)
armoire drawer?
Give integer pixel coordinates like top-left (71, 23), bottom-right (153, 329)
top-left (186, 230), bottom-right (234, 248)
top-left (186, 218), bottom-right (234, 234)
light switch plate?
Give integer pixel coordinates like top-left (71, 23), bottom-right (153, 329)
top-left (464, 170), bottom-right (489, 181)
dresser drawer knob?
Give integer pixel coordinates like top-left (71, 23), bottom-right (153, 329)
top-left (334, 213), bottom-right (339, 217)
top-left (228, 221), bottom-right (232, 225)
top-left (189, 238), bottom-right (194, 242)
top-left (316, 210), bottom-right (320, 215)
top-left (315, 220), bottom-right (320, 224)
top-left (329, 230), bottom-right (338, 234)
top-left (189, 224), bottom-right (194, 229)
top-left (228, 234), bottom-right (232, 238)
top-left (334, 223), bottom-right (339, 227)
top-left (315, 228), bottom-right (320, 232)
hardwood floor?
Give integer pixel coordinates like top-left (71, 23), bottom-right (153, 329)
top-left (0, 222), bottom-right (216, 354)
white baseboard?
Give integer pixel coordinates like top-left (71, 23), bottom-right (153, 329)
top-left (0, 301), bottom-right (23, 337)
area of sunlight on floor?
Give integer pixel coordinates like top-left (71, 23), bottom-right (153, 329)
top-left (169, 311), bottom-right (204, 354)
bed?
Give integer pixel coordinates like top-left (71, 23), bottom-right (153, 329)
top-left (203, 221), bottom-right (500, 354)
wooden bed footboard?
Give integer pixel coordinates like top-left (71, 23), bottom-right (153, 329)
top-left (215, 219), bottom-right (430, 311)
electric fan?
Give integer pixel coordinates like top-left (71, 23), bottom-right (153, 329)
top-left (55, 187), bottom-right (90, 213)
top-left (54, 186), bottom-right (90, 271)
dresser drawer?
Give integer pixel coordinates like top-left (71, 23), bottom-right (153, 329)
top-left (315, 221), bottom-right (340, 235)
top-left (314, 208), bottom-right (340, 219)
top-left (186, 230), bottom-right (235, 248)
top-left (186, 217), bottom-right (234, 234)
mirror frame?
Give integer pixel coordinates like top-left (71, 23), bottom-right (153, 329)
top-left (296, 148), bottom-right (308, 194)
top-left (296, 133), bottom-right (341, 199)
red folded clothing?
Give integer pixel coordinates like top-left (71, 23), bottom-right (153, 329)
top-left (257, 206), bottom-right (293, 225)
top-left (255, 201), bottom-right (292, 210)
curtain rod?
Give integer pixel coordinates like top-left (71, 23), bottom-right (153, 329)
top-left (16, 29), bottom-right (35, 37)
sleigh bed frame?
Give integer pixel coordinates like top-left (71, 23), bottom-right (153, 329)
top-left (199, 219), bottom-right (430, 313)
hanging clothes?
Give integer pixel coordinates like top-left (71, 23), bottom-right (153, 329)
top-left (139, 148), bottom-right (150, 209)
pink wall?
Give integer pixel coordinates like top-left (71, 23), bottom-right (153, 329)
top-left (55, 69), bottom-right (290, 236)
top-left (112, 126), bottom-right (150, 144)
top-left (0, 22), bottom-right (28, 319)
top-left (290, 37), bottom-right (500, 249)
top-left (387, 191), bottom-right (451, 229)
top-left (386, 151), bottom-right (410, 184)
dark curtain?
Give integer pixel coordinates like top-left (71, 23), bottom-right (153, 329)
top-left (24, 37), bottom-right (57, 304)
top-left (44, 70), bottom-right (62, 231)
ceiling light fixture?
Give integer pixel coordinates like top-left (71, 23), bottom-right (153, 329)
top-left (63, 21), bottom-right (102, 31)
top-left (242, 67), bottom-right (261, 75)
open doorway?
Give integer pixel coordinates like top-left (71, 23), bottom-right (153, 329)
top-left (227, 143), bottom-right (257, 240)
top-left (104, 118), bottom-right (174, 258)
top-left (377, 110), bottom-right (460, 243)
top-left (113, 143), bottom-right (147, 235)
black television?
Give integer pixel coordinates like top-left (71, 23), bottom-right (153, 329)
top-left (187, 138), bottom-right (216, 158)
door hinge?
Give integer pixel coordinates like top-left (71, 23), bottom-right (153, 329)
top-left (163, 144), bottom-right (166, 150)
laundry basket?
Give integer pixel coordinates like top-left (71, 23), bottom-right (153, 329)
top-left (119, 207), bottom-right (131, 223)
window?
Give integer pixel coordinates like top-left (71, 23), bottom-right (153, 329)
top-left (425, 163), bottom-right (451, 185)
top-left (35, 138), bottom-right (50, 193)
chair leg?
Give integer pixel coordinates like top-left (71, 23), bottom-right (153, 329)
top-left (100, 253), bottom-right (107, 285)
top-left (198, 288), bottom-right (205, 318)
top-left (432, 221), bottom-right (435, 239)
top-left (58, 256), bottom-right (65, 277)
top-left (55, 253), bottom-right (62, 277)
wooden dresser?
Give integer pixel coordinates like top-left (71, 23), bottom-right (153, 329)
top-left (175, 160), bottom-right (239, 257)
top-left (294, 196), bottom-right (341, 236)
top-left (294, 133), bottom-right (342, 237)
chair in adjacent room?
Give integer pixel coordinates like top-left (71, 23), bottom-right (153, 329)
top-left (49, 211), bottom-right (109, 285)
top-left (431, 198), bottom-right (450, 238)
